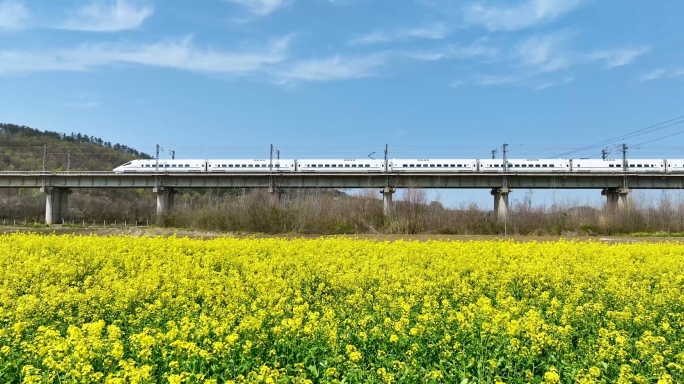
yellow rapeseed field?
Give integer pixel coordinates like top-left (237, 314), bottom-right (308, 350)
top-left (0, 234), bottom-right (683, 383)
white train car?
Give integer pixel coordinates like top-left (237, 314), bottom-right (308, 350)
top-left (479, 159), bottom-right (569, 172)
top-left (390, 159), bottom-right (478, 172)
top-left (666, 159), bottom-right (684, 173)
top-left (625, 159), bottom-right (665, 173)
top-left (571, 159), bottom-right (664, 172)
top-left (113, 159), bottom-right (207, 173)
top-left (208, 159), bottom-right (296, 172)
top-left (297, 159), bottom-right (385, 172)
top-left (571, 159), bottom-right (624, 172)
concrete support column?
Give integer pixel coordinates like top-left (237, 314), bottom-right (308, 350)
top-left (491, 187), bottom-right (510, 222)
top-left (154, 187), bottom-right (176, 216)
top-left (43, 187), bottom-right (71, 225)
top-left (602, 187), bottom-right (630, 213)
top-left (268, 187), bottom-right (280, 204)
top-left (381, 187), bottom-right (395, 217)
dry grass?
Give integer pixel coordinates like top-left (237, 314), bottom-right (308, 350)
top-left (5, 187), bottom-right (684, 236)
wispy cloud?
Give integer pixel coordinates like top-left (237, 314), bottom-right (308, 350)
top-left (276, 53), bottom-right (388, 82)
top-left (349, 23), bottom-right (449, 46)
top-left (637, 68), bottom-right (666, 82)
top-left (535, 77), bottom-right (573, 90)
top-left (60, 0), bottom-right (153, 32)
top-left (464, 0), bottom-right (586, 31)
top-left (224, 0), bottom-right (287, 16)
top-left (0, 1), bottom-right (29, 30)
top-left (402, 37), bottom-right (498, 61)
top-left (0, 35), bottom-right (292, 75)
top-left (515, 30), bottom-right (575, 72)
top-left (514, 31), bottom-right (648, 74)
top-left (588, 47), bottom-right (649, 68)
top-left (674, 69), bottom-right (684, 78)
top-left (473, 74), bottom-right (523, 86)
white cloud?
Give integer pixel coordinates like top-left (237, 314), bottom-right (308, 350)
top-left (514, 31), bottom-right (648, 73)
top-left (0, 36), bottom-right (292, 75)
top-left (61, 0), bottom-right (153, 32)
top-left (674, 69), bottom-right (684, 78)
top-left (276, 53), bottom-right (387, 82)
top-left (224, 0), bottom-right (287, 16)
top-left (473, 74), bottom-right (522, 86)
top-left (637, 68), bottom-right (666, 82)
top-left (0, 1), bottom-right (29, 30)
top-left (588, 47), bottom-right (649, 68)
top-left (350, 23), bottom-right (449, 46)
top-left (464, 0), bottom-right (586, 31)
top-left (402, 37), bottom-right (498, 61)
top-left (515, 31), bottom-right (575, 72)
top-left (535, 77), bottom-right (573, 90)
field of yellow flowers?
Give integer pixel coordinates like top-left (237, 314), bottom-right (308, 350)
top-left (0, 234), bottom-right (683, 383)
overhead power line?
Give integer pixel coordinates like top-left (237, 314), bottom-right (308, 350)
top-left (634, 129), bottom-right (684, 147)
top-left (554, 114), bottom-right (684, 157)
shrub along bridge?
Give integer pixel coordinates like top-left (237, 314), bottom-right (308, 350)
top-left (0, 171), bottom-right (682, 224)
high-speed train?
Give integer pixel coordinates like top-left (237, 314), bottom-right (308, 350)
top-left (114, 158), bottom-right (684, 173)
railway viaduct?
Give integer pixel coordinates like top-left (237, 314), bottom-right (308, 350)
top-left (0, 171), bottom-right (680, 224)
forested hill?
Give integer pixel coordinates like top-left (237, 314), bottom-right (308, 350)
top-left (0, 123), bottom-right (152, 172)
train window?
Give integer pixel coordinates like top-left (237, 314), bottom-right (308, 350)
top-left (403, 164), bottom-right (407, 167)
top-left (242, 164), bottom-right (247, 167)
top-left (430, 164), bottom-right (435, 168)
top-left (352, 164), bottom-right (357, 168)
top-left (637, 164), bottom-right (642, 168)
top-left (549, 164), bottom-right (554, 168)
top-left (409, 164), bottom-right (414, 167)
top-left (275, 164), bottom-right (280, 168)
top-left (535, 164), bottom-right (540, 167)
top-left (331, 164), bottom-right (336, 168)
top-left (165, 164), bottom-right (170, 167)
top-left (365, 164), bottom-right (370, 167)
top-left (521, 164), bottom-right (526, 167)
top-left (457, 164), bottom-right (462, 168)
top-left (451, 164), bottom-right (456, 167)
top-left (609, 164), bottom-right (614, 167)
top-left (345, 164), bottom-right (350, 168)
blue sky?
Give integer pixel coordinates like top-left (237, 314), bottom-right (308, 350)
top-left (1, 0), bottom-right (684, 207)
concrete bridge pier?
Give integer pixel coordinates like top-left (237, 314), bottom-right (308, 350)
top-left (155, 187), bottom-right (176, 216)
top-left (268, 186), bottom-right (280, 203)
top-left (43, 187), bottom-right (71, 225)
top-left (381, 187), bottom-right (395, 217)
top-left (491, 187), bottom-right (510, 222)
top-left (602, 187), bottom-right (630, 213)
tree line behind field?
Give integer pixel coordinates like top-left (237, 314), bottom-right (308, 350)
top-left (0, 123), bottom-right (151, 172)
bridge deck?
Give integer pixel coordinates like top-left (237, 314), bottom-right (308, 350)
top-left (0, 171), bottom-right (681, 189)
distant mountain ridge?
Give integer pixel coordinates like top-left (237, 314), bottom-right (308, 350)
top-left (0, 123), bottom-right (151, 172)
